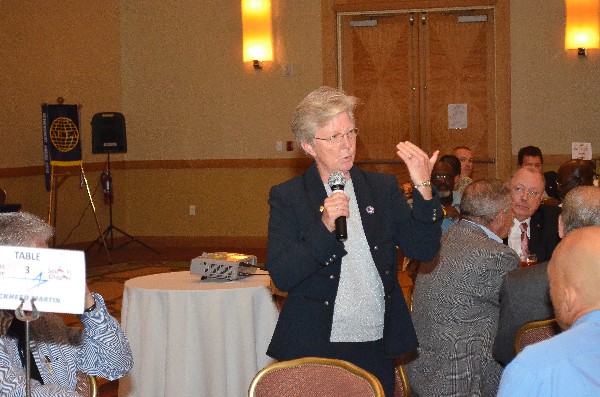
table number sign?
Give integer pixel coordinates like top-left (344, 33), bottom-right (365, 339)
top-left (0, 246), bottom-right (86, 314)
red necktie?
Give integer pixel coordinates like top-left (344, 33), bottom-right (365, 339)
top-left (520, 222), bottom-right (529, 258)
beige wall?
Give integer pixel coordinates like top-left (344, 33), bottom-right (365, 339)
top-left (1, 0), bottom-right (598, 245)
top-left (511, 1), bottom-right (600, 167)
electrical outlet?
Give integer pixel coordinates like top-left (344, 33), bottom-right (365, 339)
top-left (284, 64), bottom-right (294, 77)
top-left (189, 205), bottom-right (196, 216)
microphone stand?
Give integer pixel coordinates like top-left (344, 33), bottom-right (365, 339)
top-left (15, 298), bottom-right (40, 397)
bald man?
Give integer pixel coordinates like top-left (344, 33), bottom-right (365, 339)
top-left (497, 226), bottom-right (600, 396)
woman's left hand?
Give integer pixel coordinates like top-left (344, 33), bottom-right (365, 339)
top-left (396, 141), bottom-right (439, 200)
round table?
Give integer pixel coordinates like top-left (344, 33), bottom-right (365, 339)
top-left (118, 271), bottom-right (278, 397)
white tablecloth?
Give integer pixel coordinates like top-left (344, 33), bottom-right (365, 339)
top-left (118, 271), bottom-right (278, 397)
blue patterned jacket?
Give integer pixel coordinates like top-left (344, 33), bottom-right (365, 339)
top-left (0, 293), bottom-right (133, 396)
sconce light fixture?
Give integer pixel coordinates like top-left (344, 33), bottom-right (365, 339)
top-left (565, 0), bottom-right (600, 57)
top-left (242, 0), bottom-right (273, 70)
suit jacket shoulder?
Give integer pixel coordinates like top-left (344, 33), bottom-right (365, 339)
top-left (529, 204), bottom-right (561, 262)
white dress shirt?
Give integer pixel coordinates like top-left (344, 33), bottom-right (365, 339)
top-left (508, 218), bottom-right (530, 257)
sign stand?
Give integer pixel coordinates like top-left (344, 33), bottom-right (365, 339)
top-left (14, 297), bottom-right (40, 397)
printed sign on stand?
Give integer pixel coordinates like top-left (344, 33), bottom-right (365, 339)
top-left (0, 246), bottom-right (86, 314)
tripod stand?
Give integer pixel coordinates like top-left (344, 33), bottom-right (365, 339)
top-left (86, 152), bottom-right (159, 254)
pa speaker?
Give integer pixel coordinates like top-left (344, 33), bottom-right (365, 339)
top-left (91, 112), bottom-right (127, 154)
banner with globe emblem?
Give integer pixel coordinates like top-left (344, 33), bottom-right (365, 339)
top-left (41, 104), bottom-right (83, 190)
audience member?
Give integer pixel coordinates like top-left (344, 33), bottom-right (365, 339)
top-left (556, 158), bottom-right (596, 199)
top-left (497, 226), bottom-right (600, 396)
top-left (431, 161), bottom-right (459, 233)
top-left (406, 179), bottom-right (518, 396)
top-left (453, 146), bottom-right (474, 178)
top-left (440, 154), bottom-right (467, 206)
top-left (517, 145), bottom-right (544, 171)
top-left (0, 212), bottom-right (133, 395)
top-left (505, 167), bottom-right (560, 263)
top-left (264, 86), bottom-right (442, 397)
top-left (493, 185), bottom-right (600, 366)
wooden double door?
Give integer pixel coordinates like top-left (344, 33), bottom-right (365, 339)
top-left (335, 6), bottom-right (503, 183)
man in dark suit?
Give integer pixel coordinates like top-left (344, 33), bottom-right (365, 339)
top-left (493, 186), bottom-right (600, 366)
top-left (505, 167), bottom-right (561, 263)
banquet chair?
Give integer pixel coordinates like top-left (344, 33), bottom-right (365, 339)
top-left (248, 357), bottom-right (385, 397)
top-left (74, 371), bottom-right (98, 397)
top-left (268, 278), bottom-right (287, 310)
top-left (514, 318), bottom-right (561, 354)
top-left (394, 364), bottom-right (412, 397)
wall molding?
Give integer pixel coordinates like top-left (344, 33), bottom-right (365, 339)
top-left (0, 157), bottom-right (313, 178)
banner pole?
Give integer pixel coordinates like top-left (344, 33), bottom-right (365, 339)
top-left (80, 165), bottom-right (111, 264)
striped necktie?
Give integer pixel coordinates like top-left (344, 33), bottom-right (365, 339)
top-left (520, 222), bottom-right (529, 258)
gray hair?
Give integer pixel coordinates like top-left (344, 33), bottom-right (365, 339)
top-left (562, 186), bottom-right (600, 235)
top-left (460, 179), bottom-right (512, 225)
top-left (291, 86), bottom-right (358, 147)
top-left (0, 212), bottom-right (53, 247)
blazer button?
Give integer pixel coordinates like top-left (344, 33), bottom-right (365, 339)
top-left (324, 301), bottom-right (330, 306)
top-left (373, 246), bottom-right (378, 251)
top-left (332, 254), bottom-right (337, 259)
top-left (330, 275), bottom-right (335, 279)
top-left (385, 270), bottom-right (390, 275)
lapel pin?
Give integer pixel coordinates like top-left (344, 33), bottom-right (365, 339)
top-left (366, 206), bottom-right (375, 214)
top-left (320, 205), bottom-right (324, 213)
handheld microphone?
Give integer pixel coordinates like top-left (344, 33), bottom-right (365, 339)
top-left (328, 171), bottom-right (347, 242)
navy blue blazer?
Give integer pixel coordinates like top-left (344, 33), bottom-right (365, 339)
top-left (265, 163), bottom-right (442, 360)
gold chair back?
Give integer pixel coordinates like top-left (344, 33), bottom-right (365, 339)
top-left (393, 364), bottom-right (412, 397)
top-left (75, 371), bottom-right (98, 397)
top-left (248, 357), bottom-right (385, 397)
top-left (514, 318), bottom-right (561, 354)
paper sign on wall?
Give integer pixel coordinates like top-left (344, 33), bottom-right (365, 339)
top-left (448, 104), bottom-right (468, 129)
top-left (571, 142), bottom-right (592, 160)
top-left (0, 246), bottom-right (86, 314)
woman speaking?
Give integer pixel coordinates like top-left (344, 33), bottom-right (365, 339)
top-left (264, 86), bottom-right (442, 396)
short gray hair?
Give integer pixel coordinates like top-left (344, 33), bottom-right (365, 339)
top-left (562, 186), bottom-right (600, 235)
top-left (0, 212), bottom-right (53, 247)
top-left (291, 86), bottom-right (358, 146)
top-left (460, 179), bottom-right (511, 225)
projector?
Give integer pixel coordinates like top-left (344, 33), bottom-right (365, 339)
top-left (190, 252), bottom-right (260, 281)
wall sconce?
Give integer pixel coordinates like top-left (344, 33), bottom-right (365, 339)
top-left (565, 0), bottom-right (600, 57)
top-left (242, 0), bottom-right (273, 70)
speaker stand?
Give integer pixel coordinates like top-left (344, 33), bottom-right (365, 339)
top-left (86, 152), bottom-right (160, 255)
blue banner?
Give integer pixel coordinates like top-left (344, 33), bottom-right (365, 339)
top-left (41, 104), bottom-right (82, 190)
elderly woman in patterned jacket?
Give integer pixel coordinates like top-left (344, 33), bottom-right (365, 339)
top-left (0, 212), bottom-right (133, 396)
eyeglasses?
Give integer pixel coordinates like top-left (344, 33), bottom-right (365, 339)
top-left (511, 185), bottom-right (542, 199)
top-left (458, 157), bottom-right (473, 164)
top-left (314, 128), bottom-right (358, 144)
top-left (432, 174), bottom-right (452, 181)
